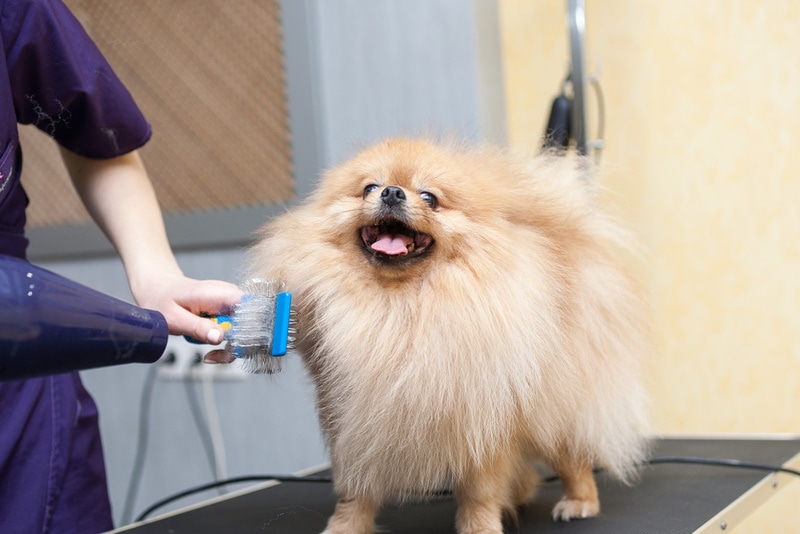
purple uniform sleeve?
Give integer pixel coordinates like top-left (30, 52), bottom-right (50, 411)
top-left (2, 0), bottom-right (151, 157)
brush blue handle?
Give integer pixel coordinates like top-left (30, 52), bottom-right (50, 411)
top-left (271, 292), bottom-right (292, 356)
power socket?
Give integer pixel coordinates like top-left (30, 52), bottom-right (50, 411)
top-left (157, 336), bottom-right (246, 381)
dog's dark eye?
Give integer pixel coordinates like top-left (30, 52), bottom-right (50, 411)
top-left (420, 191), bottom-right (438, 209)
top-left (363, 184), bottom-right (379, 198)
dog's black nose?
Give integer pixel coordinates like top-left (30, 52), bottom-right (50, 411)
top-left (381, 186), bottom-right (406, 206)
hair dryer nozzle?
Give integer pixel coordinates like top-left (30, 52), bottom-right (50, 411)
top-left (0, 255), bottom-right (168, 381)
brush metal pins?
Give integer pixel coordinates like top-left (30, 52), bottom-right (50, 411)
top-left (226, 278), bottom-right (296, 374)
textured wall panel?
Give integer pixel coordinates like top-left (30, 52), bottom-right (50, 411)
top-left (21, 0), bottom-right (292, 228)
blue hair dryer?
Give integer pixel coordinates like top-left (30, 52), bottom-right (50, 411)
top-left (0, 254), bottom-right (168, 381)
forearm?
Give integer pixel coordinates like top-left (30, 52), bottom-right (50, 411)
top-left (60, 147), bottom-right (242, 341)
top-left (60, 148), bottom-right (182, 293)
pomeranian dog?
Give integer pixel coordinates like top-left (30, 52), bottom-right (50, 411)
top-left (245, 138), bottom-right (650, 533)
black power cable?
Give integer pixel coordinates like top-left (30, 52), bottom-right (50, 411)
top-left (183, 367), bottom-right (223, 493)
top-left (647, 456), bottom-right (800, 477)
top-left (121, 362), bottom-right (159, 525)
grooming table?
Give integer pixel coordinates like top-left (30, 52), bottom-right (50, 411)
top-left (114, 437), bottom-right (800, 533)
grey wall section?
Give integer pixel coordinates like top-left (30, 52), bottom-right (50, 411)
top-left (312, 0), bottom-right (483, 166)
top-left (31, 0), bottom-right (504, 526)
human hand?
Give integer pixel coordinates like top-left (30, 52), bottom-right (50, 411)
top-left (130, 271), bottom-right (243, 345)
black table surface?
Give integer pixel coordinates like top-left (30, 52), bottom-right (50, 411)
top-left (119, 437), bottom-right (800, 534)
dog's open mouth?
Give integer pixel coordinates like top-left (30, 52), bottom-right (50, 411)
top-left (360, 219), bottom-right (433, 259)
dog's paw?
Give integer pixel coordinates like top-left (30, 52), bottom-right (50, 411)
top-left (551, 497), bottom-right (599, 522)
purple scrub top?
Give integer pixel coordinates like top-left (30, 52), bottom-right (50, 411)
top-left (1, 0), bottom-right (152, 531)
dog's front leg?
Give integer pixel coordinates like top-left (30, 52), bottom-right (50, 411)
top-left (322, 496), bottom-right (378, 534)
top-left (453, 455), bottom-right (517, 534)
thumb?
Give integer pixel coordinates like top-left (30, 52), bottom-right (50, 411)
top-left (169, 307), bottom-right (229, 345)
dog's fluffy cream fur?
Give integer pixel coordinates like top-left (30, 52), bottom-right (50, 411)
top-left (246, 139), bottom-right (650, 533)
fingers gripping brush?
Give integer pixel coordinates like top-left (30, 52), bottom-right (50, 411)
top-left (187, 279), bottom-right (296, 374)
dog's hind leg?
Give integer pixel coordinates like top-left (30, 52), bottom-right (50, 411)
top-left (549, 458), bottom-right (599, 522)
top-left (322, 496), bottom-right (378, 534)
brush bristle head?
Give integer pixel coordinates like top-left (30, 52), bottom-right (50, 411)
top-left (228, 278), bottom-right (295, 374)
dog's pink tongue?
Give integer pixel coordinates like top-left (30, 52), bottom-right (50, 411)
top-left (371, 234), bottom-right (411, 255)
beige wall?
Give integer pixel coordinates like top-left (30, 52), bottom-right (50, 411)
top-left (498, 0), bottom-right (800, 530)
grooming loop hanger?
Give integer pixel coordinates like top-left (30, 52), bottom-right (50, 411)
top-left (546, 0), bottom-right (605, 162)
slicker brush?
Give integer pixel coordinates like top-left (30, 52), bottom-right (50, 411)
top-left (189, 279), bottom-right (296, 373)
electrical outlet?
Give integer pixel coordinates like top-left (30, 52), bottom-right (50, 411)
top-left (157, 336), bottom-right (246, 381)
